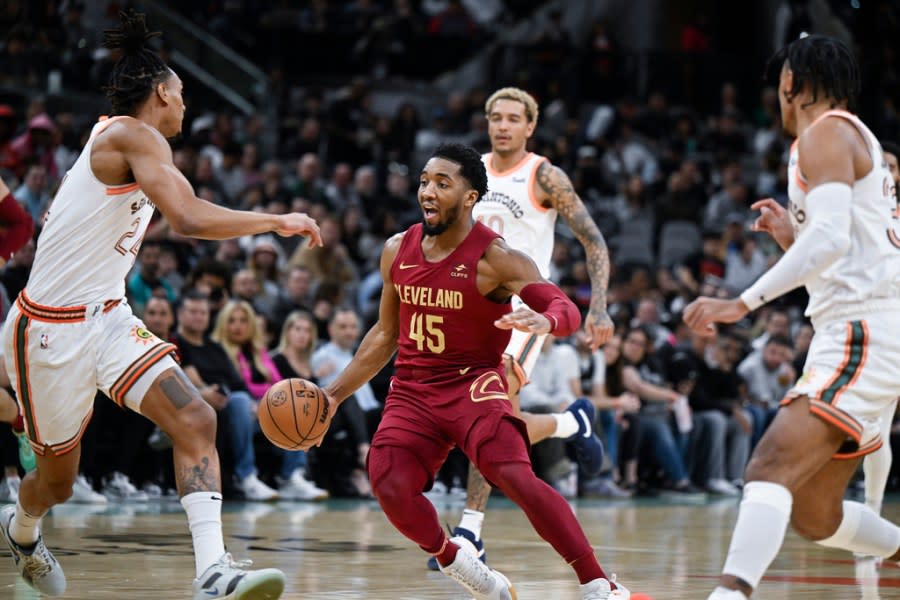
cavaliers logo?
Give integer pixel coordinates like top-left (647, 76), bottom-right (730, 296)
top-left (130, 325), bottom-right (158, 346)
top-left (469, 371), bottom-right (508, 403)
top-left (270, 390), bottom-right (288, 407)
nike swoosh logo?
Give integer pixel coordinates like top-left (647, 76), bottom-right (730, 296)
top-left (459, 367), bottom-right (471, 375)
top-left (399, 263), bottom-right (419, 270)
top-left (211, 495), bottom-right (223, 502)
top-left (204, 588), bottom-right (220, 596)
top-left (578, 408), bottom-right (592, 438)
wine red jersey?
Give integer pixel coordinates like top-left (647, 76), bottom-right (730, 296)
top-left (391, 222), bottom-right (511, 374)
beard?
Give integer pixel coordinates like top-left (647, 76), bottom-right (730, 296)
top-left (421, 204), bottom-right (460, 236)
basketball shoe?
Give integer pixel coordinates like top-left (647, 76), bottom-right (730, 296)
top-left (0, 505), bottom-right (67, 596)
top-left (707, 588), bottom-right (749, 599)
top-left (427, 525), bottom-right (486, 571)
top-left (192, 552), bottom-right (285, 600)
top-left (581, 575), bottom-right (631, 599)
top-left (438, 535), bottom-right (515, 599)
top-left (565, 398), bottom-right (605, 477)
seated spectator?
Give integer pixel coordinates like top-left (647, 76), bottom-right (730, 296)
top-left (620, 325), bottom-right (701, 496)
top-left (13, 164), bottom-right (50, 223)
top-left (574, 331), bottom-right (638, 498)
top-left (127, 240), bottom-right (177, 316)
top-left (212, 299), bottom-right (326, 501)
top-left (738, 334), bottom-right (795, 446)
top-left (724, 236), bottom-right (767, 292)
top-left (289, 215), bottom-right (358, 290)
top-left (312, 307), bottom-right (380, 497)
top-left (268, 311), bottom-right (329, 501)
top-left (750, 307), bottom-right (791, 352)
top-left (174, 291), bottom-right (279, 501)
top-left (518, 335), bottom-right (580, 497)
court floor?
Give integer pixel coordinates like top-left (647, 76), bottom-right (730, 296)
top-left (1, 493), bottom-right (898, 599)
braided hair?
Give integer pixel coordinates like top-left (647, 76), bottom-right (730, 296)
top-left (766, 34), bottom-right (861, 112)
top-left (102, 11), bottom-right (170, 116)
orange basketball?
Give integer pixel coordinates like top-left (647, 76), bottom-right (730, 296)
top-left (630, 594), bottom-right (654, 600)
top-left (259, 378), bottom-right (330, 450)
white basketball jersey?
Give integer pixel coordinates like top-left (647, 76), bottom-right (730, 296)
top-left (475, 152), bottom-right (557, 277)
top-left (788, 110), bottom-right (900, 323)
top-left (26, 116), bottom-right (155, 306)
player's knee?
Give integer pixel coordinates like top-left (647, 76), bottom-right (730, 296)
top-left (479, 460), bottom-right (531, 492)
top-left (168, 395), bottom-right (217, 445)
top-left (42, 473), bottom-right (77, 505)
top-left (791, 494), bottom-right (843, 541)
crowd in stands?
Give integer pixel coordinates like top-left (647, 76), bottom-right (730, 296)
top-left (0, 0), bottom-right (899, 504)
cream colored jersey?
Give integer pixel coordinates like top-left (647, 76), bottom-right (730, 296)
top-left (788, 110), bottom-right (900, 325)
top-left (475, 152), bottom-right (556, 277)
top-left (26, 116), bottom-right (155, 306)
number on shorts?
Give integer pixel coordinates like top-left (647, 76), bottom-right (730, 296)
top-left (114, 218), bottom-right (143, 256)
top-left (409, 312), bottom-right (445, 354)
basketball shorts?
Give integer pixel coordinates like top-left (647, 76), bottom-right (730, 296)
top-left (372, 366), bottom-right (531, 489)
top-left (785, 313), bottom-right (900, 459)
top-left (504, 295), bottom-right (547, 386)
top-left (1, 291), bottom-right (178, 456)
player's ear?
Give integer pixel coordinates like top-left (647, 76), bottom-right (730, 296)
top-left (464, 189), bottom-right (478, 207)
top-left (155, 81), bottom-right (169, 104)
top-left (525, 119), bottom-right (537, 138)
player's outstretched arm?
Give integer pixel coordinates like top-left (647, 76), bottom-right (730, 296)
top-left (120, 122), bottom-right (322, 245)
top-left (684, 118), bottom-right (857, 334)
top-left (535, 161), bottom-right (612, 349)
top-left (323, 233), bottom-right (403, 406)
top-left (484, 240), bottom-right (581, 337)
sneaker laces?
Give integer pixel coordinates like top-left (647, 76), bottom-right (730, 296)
top-left (21, 540), bottom-right (54, 580)
top-left (221, 553), bottom-right (253, 570)
top-left (444, 550), bottom-right (493, 593)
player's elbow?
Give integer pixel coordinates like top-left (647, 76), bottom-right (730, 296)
top-left (168, 211), bottom-right (200, 237)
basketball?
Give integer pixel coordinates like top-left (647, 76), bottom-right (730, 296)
top-left (630, 594), bottom-right (654, 600)
top-left (259, 378), bottom-right (331, 450)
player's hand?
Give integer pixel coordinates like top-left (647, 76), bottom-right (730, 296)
top-left (275, 213), bottom-right (323, 248)
top-left (494, 307), bottom-right (552, 334)
top-left (750, 198), bottom-right (794, 250)
top-left (584, 308), bottom-right (614, 351)
top-left (683, 297), bottom-right (749, 335)
top-left (310, 390), bottom-right (339, 449)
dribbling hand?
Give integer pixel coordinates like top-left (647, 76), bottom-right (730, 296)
top-left (494, 307), bottom-right (552, 334)
top-left (276, 213), bottom-right (323, 248)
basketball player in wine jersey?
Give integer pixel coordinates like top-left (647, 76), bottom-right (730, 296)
top-left (321, 143), bottom-right (629, 599)
top-left (430, 87), bottom-right (614, 568)
top-left (684, 35), bottom-right (900, 599)
top-left (0, 12), bottom-right (321, 600)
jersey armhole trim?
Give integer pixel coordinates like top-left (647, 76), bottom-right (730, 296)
top-left (528, 158), bottom-right (551, 213)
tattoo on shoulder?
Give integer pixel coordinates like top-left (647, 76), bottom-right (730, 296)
top-left (160, 369), bottom-right (198, 411)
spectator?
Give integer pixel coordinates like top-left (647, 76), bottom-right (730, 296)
top-left (10, 113), bottom-right (58, 182)
top-left (270, 311), bottom-right (329, 500)
top-left (127, 240), bottom-right (177, 316)
top-left (312, 307), bottom-right (379, 497)
top-left (173, 291), bottom-right (279, 501)
top-left (751, 307), bottom-right (791, 352)
top-left (724, 236), bottom-right (767, 292)
top-left (13, 165), bottom-right (51, 223)
top-left (619, 326), bottom-right (701, 496)
top-left (289, 215), bottom-right (358, 289)
top-left (738, 335), bottom-right (795, 446)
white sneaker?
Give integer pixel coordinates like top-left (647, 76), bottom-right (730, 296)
top-left (438, 535), bottom-right (516, 599)
top-left (192, 552), bottom-right (285, 600)
top-left (706, 479), bottom-right (741, 496)
top-left (69, 475), bottom-right (108, 504)
top-left (0, 476), bottom-right (20, 502)
top-left (581, 575), bottom-right (631, 599)
top-left (708, 587), bottom-right (749, 599)
top-left (102, 472), bottom-right (149, 502)
top-left (277, 470), bottom-right (328, 501)
top-left (238, 474), bottom-right (279, 501)
top-left (0, 505), bottom-right (67, 596)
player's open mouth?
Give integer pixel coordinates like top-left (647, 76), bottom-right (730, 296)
top-left (422, 206), bottom-right (439, 223)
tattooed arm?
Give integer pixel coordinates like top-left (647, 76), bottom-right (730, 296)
top-left (535, 160), bottom-right (613, 350)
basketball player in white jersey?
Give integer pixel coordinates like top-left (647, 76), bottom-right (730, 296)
top-left (429, 87), bottom-right (614, 569)
top-left (0, 12), bottom-right (321, 600)
top-left (684, 35), bottom-right (900, 599)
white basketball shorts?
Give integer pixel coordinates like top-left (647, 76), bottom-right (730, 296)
top-left (786, 313), bottom-right (900, 460)
top-left (2, 291), bottom-right (177, 457)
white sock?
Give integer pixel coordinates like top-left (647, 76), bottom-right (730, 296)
top-left (721, 481), bottom-right (792, 590)
top-left (552, 412), bottom-right (579, 439)
top-left (10, 499), bottom-right (42, 546)
top-left (181, 491), bottom-right (226, 577)
top-left (458, 509), bottom-right (485, 540)
top-left (863, 406), bottom-right (894, 514)
top-left (817, 501), bottom-right (900, 557)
